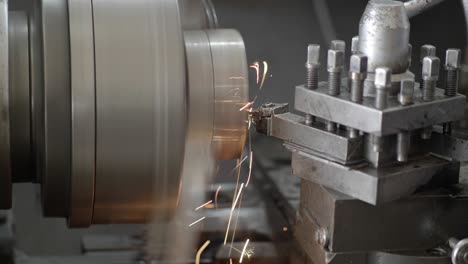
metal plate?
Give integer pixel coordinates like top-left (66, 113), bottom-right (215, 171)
top-left (207, 29), bottom-right (249, 160)
top-left (41, 0), bottom-right (71, 217)
top-left (9, 12), bottom-right (31, 183)
top-left (68, 0), bottom-right (95, 228)
top-left (92, 0), bottom-right (187, 224)
top-left (0, 0), bottom-right (10, 209)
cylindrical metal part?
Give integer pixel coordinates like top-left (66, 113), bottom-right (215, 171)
top-left (351, 36), bottom-right (359, 55)
top-left (350, 78), bottom-right (364, 103)
top-left (444, 49), bottom-right (462, 97)
top-left (422, 80), bottom-right (436, 101)
top-left (328, 72), bottom-right (341, 96)
top-left (397, 131), bottom-right (410, 162)
top-left (398, 79), bottom-right (415, 105)
top-left (326, 122), bottom-right (337, 133)
top-left (0, 0), bottom-right (10, 209)
top-left (350, 54), bottom-right (368, 103)
top-left (372, 135), bottom-right (384, 152)
top-left (422, 56), bottom-right (440, 102)
top-left (375, 89), bottom-right (388, 109)
top-left (359, 0), bottom-right (410, 74)
top-left (419, 45), bottom-right (436, 89)
top-left (374, 67), bottom-right (392, 109)
top-left (348, 129), bottom-right (360, 139)
top-left (305, 44), bottom-right (320, 126)
top-left (9, 12), bottom-right (32, 182)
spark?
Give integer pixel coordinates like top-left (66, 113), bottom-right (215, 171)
top-left (231, 183), bottom-right (244, 211)
top-left (231, 246), bottom-right (254, 258)
top-left (230, 155), bottom-right (248, 173)
top-left (283, 227), bottom-right (288, 232)
top-left (223, 182), bottom-right (245, 245)
top-left (195, 240), bottom-right (211, 264)
top-left (239, 101), bottom-right (254, 112)
top-left (249, 62), bottom-right (260, 84)
top-left (239, 239), bottom-right (250, 263)
top-left (246, 152), bottom-right (253, 187)
top-left (230, 258), bottom-right (233, 264)
top-left (195, 200), bottom-right (213, 211)
top-left (189, 216), bottom-right (206, 227)
top-left (259, 61), bottom-right (269, 90)
top-left (215, 186), bottom-right (222, 209)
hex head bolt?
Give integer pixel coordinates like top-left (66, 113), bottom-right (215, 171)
top-left (326, 49), bottom-right (344, 132)
top-left (443, 49), bottom-right (462, 134)
top-left (372, 67), bottom-right (391, 152)
top-left (305, 44), bottom-right (321, 126)
top-left (348, 54), bottom-right (367, 138)
top-left (396, 80), bottom-right (414, 162)
top-left (419, 45), bottom-right (436, 89)
top-left (422, 56), bottom-right (440, 102)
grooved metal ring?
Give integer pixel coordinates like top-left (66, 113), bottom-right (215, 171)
top-left (41, 0), bottom-right (72, 217)
top-left (9, 12), bottom-right (32, 183)
top-left (68, 0), bottom-right (95, 228)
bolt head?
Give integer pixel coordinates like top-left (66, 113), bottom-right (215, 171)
top-left (351, 36), bottom-right (359, 54)
top-left (327, 50), bottom-right (344, 71)
top-left (422, 56), bottom-right (440, 79)
top-left (350, 54), bottom-right (368, 73)
top-left (446, 49), bottom-right (462, 69)
top-left (330, 40), bottom-right (346, 53)
top-left (375, 67), bottom-right (392, 88)
top-left (420, 44), bottom-right (436, 63)
top-left (315, 228), bottom-right (329, 247)
top-left (307, 44), bottom-right (320, 65)
top-left (399, 79), bottom-right (414, 105)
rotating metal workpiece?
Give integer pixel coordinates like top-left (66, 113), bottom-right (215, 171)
top-left (0, 0), bottom-right (249, 227)
top-left (252, 0), bottom-right (467, 263)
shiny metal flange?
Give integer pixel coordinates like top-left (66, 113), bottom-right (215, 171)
top-left (179, 0), bottom-right (218, 30)
top-left (68, 0), bottom-right (95, 227)
top-left (9, 12), bottom-right (32, 183)
top-left (41, 0), bottom-right (71, 217)
top-left (0, 0), bottom-right (10, 209)
top-left (207, 29), bottom-right (249, 160)
top-left (92, 0), bottom-right (187, 224)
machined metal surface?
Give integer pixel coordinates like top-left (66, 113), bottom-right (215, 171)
top-left (263, 112), bottom-right (363, 164)
top-left (40, 0), bottom-right (71, 217)
top-left (295, 84), bottom-right (465, 136)
top-left (431, 132), bottom-right (468, 162)
top-left (292, 150), bottom-right (458, 204)
top-left (0, 0), bottom-right (10, 209)
top-left (359, 0), bottom-right (410, 74)
top-left (208, 29), bottom-right (249, 160)
top-left (92, 0), bottom-right (187, 223)
top-left (299, 180), bottom-right (468, 254)
top-left (68, 0), bottom-right (95, 227)
top-left (8, 12), bottom-right (31, 183)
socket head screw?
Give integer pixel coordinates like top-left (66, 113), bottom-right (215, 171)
top-left (420, 45), bottom-right (436, 63)
top-left (375, 67), bottom-right (392, 89)
top-left (306, 44), bottom-right (320, 68)
top-left (350, 54), bottom-right (368, 74)
top-left (422, 56), bottom-right (440, 81)
top-left (445, 49), bottom-right (462, 69)
top-left (327, 49), bottom-right (344, 72)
